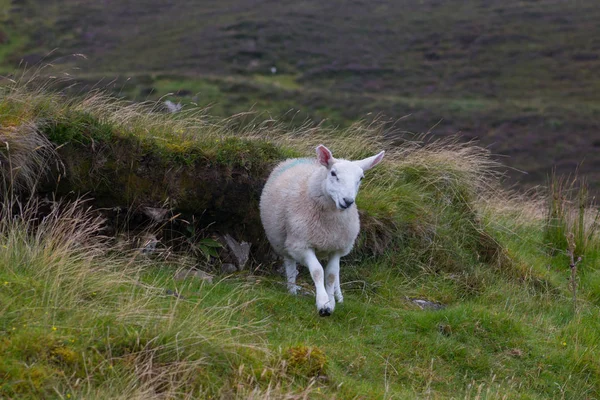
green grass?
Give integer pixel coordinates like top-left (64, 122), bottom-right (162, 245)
top-left (0, 28), bottom-right (27, 70)
top-left (1, 73), bottom-right (600, 398)
top-left (2, 205), bottom-right (600, 398)
top-left (0, 198), bottom-right (280, 398)
top-left (544, 173), bottom-right (600, 259)
top-left (252, 74), bottom-right (301, 91)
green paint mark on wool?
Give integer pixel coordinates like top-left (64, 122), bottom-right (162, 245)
top-left (271, 158), bottom-right (314, 179)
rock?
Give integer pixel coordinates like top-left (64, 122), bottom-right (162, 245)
top-left (221, 263), bottom-right (238, 274)
top-left (408, 297), bottom-right (445, 310)
top-left (166, 289), bottom-right (185, 299)
top-left (164, 100), bottom-right (182, 113)
top-left (143, 206), bottom-right (170, 222)
top-left (222, 234), bottom-right (251, 270)
top-left (174, 268), bottom-right (213, 284)
top-left (138, 233), bottom-right (159, 255)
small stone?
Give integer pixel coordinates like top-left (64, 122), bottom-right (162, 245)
top-left (174, 268), bottom-right (213, 284)
top-left (223, 234), bottom-right (251, 270)
top-left (164, 100), bottom-right (183, 113)
top-left (166, 289), bottom-right (185, 299)
top-left (143, 207), bottom-right (170, 222)
top-left (138, 233), bottom-right (159, 255)
top-left (221, 263), bottom-right (238, 274)
top-left (408, 297), bottom-right (445, 310)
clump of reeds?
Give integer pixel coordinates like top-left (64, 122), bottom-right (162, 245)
top-left (544, 171), bottom-right (599, 258)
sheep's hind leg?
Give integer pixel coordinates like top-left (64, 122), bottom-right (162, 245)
top-left (334, 274), bottom-right (343, 303)
top-left (325, 254), bottom-right (341, 308)
top-left (284, 256), bottom-right (299, 295)
top-left (295, 249), bottom-right (332, 316)
top-left (326, 254), bottom-right (344, 304)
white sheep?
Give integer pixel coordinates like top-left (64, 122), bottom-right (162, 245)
top-left (260, 144), bottom-right (384, 316)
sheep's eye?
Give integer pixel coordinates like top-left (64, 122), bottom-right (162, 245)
top-left (331, 171), bottom-right (337, 177)
top-left (360, 176), bottom-right (364, 181)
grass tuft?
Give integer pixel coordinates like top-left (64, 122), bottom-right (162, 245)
top-left (544, 171), bottom-right (600, 258)
top-left (0, 122), bottom-right (57, 194)
top-left (284, 345), bottom-right (328, 379)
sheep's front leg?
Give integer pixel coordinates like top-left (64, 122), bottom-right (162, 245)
top-left (283, 256), bottom-right (299, 295)
top-left (298, 250), bottom-right (332, 316)
top-left (326, 254), bottom-right (343, 304)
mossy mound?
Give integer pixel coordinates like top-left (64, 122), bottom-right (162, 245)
top-left (0, 79), bottom-right (507, 274)
top-left (284, 345), bottom-right (328, 378)
top-left (45, 121), bottom-right (286, 241)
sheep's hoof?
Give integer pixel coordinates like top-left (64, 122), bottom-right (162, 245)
top-left (318, 307), bottom-right (332, 317)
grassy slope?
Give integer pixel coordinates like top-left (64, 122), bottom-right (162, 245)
top-left (1, 78), bottom-right (600, 398)
top-left (2, 0), bottom-right (600, 191)
top-left (2, 194), bottom-right (600, 398)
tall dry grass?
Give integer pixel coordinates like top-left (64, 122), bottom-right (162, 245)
top-left (544, 172), bottom-right (599, 257)
top-left (0, 122), bottom-right (58, 194)
top-left (0, 166), bottom-right (286, 397)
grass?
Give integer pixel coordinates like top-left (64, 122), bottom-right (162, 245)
top-left (4, 215), bottom-right (598, 398)
top-left (1, 72), bottom-right (600, 398)
top-left (0, 196), bottom-right (288, 398)
top-left (544, 172), bottom-right (600, 258)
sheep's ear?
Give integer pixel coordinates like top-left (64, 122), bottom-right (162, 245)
top-left (356, 151), bottom-right (385, 171)
top-left (316, 144), bottom-right (335, 167)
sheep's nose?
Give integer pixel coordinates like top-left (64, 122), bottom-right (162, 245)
top-left (343, 198), bottom-right (355, 207)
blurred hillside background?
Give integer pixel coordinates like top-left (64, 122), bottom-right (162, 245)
top-left (1, 0), bottom-right (599, 191)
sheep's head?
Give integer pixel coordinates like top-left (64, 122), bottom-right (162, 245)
top-left (316, 145), bottom-right (385, 211)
